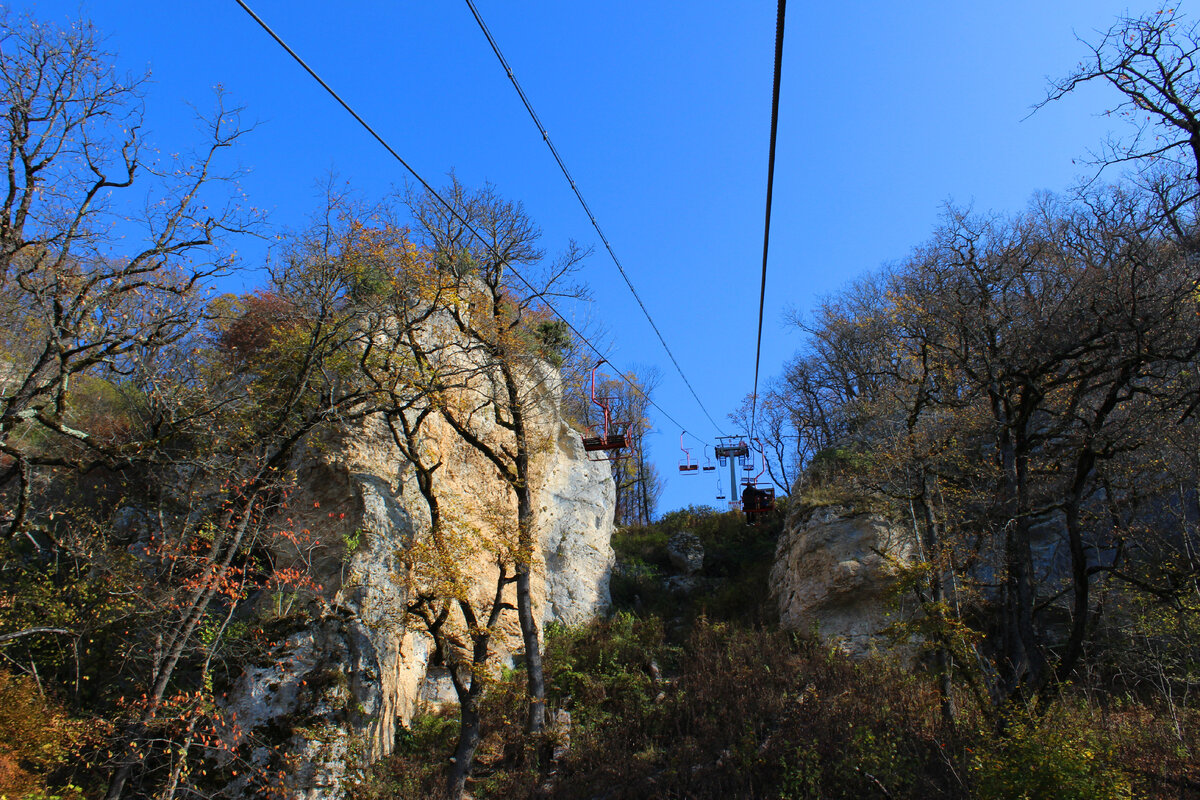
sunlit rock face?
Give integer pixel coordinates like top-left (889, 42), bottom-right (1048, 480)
top-left (769, 504), bottom-right (917, 659)
top-left (221, 360), bottom-right (615, 799)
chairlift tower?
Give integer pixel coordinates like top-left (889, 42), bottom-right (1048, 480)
top-left (714, 436), bottom-right (750, 510)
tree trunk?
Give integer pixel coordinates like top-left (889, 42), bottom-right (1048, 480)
top-left (447, 699), bottom-right (484, 800)
top-left (638, 449), bottom-right (651, 524)
top-left (514, 485), bottom-right (546, 734)
top-left (501, 360), bottom-right (547, 736)
top-left (997, 427), bottom-right (1046, 701)
top-left (917, 484), bottom-right (956, 723)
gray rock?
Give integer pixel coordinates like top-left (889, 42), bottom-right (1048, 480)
top-left (769, 505), bottom-right (916, 659)
top-left (663, 574), bottom-right (704, 595)
top-left (666, 531), bottom-right (704, 575)
top-left (220, 313), bottom-right (617, 799)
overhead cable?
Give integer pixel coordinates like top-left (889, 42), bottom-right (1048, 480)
top-left (750, 0), bottom-right (787, 440)
top-left (461, 0), bottom-right (727, 438)
top-left (233, 0), bottom-right (707, 446)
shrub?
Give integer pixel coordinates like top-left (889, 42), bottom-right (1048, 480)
top-left (0, 671), bottom-right (91, 800)
top-left (970, 712), bottom-right (1132, 800)
top-left (347, 710), bottom-right (458, 800)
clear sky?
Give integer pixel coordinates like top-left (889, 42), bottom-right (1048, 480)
top-left (20, 0), bottom-right (1156, 515)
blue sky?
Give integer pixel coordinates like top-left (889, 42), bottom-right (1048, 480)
top-left (24, 0), bottom-right (1154, 514)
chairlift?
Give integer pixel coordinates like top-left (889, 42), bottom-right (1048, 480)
top-left (702, 445), bottom-right (716, 472)
top-left (740, 438), bottom-right (776, 522)
top-left (678, 432), bottom-right (699, 474)
top-left (714, 436), bottom-right (749, 466)
top-left (715, 470), bottom-right (726, 501)
top-left (580, 360), bottom-right (629, 461)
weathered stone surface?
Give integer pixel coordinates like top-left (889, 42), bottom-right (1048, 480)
top-left (221, 355), bottom-right (616, 798)
top-left (666, 531), bottom-right (704, 575)
top-left (538, 414), bottom-right (616, 627)
top-left (769, 504), bottom-right (916, 658)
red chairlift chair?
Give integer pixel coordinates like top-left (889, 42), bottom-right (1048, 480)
top-left (678, 432), bottom-right (699, 474)
top-left (741, 438), bottom-right (776, 522)
top-left (580, 360), bottom-right (629, 462)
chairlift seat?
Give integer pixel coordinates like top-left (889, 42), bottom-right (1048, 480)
top-left (583, 433), bottom-right (627, 452)
top-left (743, 486), bottom-right (776, 514)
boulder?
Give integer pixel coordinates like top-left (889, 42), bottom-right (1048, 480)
top-left (769, 504), bottom-right (916, 658)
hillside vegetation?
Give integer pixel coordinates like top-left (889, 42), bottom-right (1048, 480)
top-left (355, 503), bottom-right (1197, 799)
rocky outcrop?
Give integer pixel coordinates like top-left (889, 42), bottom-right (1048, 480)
top-left (769, 504), bottom-right (916, 658)
top-left (666, 531), bottom-right (704, 575)
top-left (220, 366), bottom-right (615, 798)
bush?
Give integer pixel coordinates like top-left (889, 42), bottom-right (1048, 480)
top-left (0, 671), bottom-right (93, 800)
top-left (347, 710), bottom-right (459, 800)
top-left (611, 504), bottom-right (783, 623)
top-left (970, 711), bottom-right (1132, 800)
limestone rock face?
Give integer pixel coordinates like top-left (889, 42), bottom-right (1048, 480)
top-left (221, 365), bottom-right (616, 799)
top-left (769, 504), bottom-right (916, 658)
top-left (539, 414), bottom-right (616, 627)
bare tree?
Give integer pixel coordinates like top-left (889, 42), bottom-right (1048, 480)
top-left (1043, 6), bottom-right (1200, 208)
top-left (0, 9), bottom-right (260, 542)
top-left (405, 177), bottom-right (589, 744)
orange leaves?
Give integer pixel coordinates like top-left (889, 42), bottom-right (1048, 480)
top-left (267, 566), bottom-right (322, 595)
top-left (215, 289), bottom-right (295, 362)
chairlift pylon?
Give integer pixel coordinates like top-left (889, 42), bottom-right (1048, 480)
top-left (714, 437), bottom-right (749, 464)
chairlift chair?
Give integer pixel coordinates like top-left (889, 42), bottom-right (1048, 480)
top-left (702, 445), bottom-right (716, 472)
top-left (580, 360), bottom-right (629, 462)
top-left (678, 432), bottom-right (699, 474)
top-left (741, 438), bottom-right (776, 522)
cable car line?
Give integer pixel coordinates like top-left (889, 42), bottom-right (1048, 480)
top-left (232, 0), bottom-right (710, 448)
top-left (461, 0), bottom-right (727, 438)
top-left (750, 0), bottom-right (787, 441)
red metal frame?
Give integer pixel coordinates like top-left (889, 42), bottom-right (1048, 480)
top-left (678, 431), bottom-right (698, 473)
top-left (741, 438), bottom-right (776, 516)
top-left (580, 360), bottom-right (628, 461)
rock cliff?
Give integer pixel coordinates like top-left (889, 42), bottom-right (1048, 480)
top-left (769, 504), bottom-right (916, 658)
top-left (220, 366), bottom-right (615, 798)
